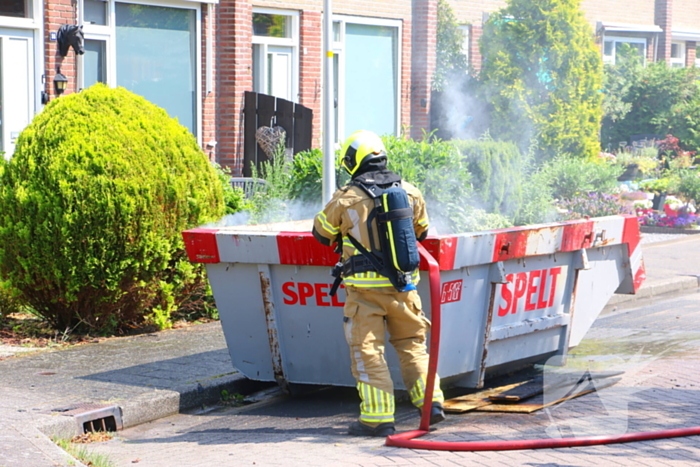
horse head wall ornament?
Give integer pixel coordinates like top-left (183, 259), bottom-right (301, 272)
top-left (57, 25), bottom-right (85, 57)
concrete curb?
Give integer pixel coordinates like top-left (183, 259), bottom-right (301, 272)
top-left (33, 279), bottom-right (699, 440)
top-left (36, 371), bottom-right (260, 439)
top-left (607, 275), bottom-right (699, 306)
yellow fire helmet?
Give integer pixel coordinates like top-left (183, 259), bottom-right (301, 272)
top-left (340, 130), bottom-right (387, 176)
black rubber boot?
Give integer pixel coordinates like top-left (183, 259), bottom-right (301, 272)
top-left (348, 421), bottom-right (396, 437)
top-left (417, 402), bottom-right (446, 426)
top-left (430, 402), bottom-right (446, 425)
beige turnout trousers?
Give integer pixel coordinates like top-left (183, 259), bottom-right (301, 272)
top-left (343, 285), bottom-right (443, 425)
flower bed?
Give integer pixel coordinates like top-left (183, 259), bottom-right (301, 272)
top-left (637, 207), bottom-right (700, 233)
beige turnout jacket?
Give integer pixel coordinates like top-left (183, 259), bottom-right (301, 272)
top-left (312, 180), bottom-right (429, 289)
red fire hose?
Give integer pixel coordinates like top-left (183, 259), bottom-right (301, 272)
top-left (385, 244), bottom-right (700, 451)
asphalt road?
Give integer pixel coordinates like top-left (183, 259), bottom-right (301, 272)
top-left (84, 289), bottom-right (700, 467)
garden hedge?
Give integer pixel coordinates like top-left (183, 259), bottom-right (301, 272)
top-left (0, 84), bottom-right (224, 333)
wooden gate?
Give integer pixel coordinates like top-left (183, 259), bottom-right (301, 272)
top-left (243, 91), bottom-right (313, 177)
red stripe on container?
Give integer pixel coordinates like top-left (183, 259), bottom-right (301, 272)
top-left (182, 228), bottom-right (220, 263)
top-left (561, 220), bottom-right (595, 252)
top-left (621, 215), bottom-right (641, 255)
top-left (633, 261), bottom-right (646, 293)
top-left (420, 237), bottom-right (457, 271)
top-left (492, 231), bottom-right (528, 262)
top-left (277, 232), bottom-right (338, 266)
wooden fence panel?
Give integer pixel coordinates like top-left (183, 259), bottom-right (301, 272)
top-left (294, 103), bottom-right (313, 154)
top-left (242, 91), bottom-right (313, 177)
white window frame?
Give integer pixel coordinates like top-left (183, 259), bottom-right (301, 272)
top-left (78, 0), bottom-right (203, 141)
top-left (0, 0), bottom-right (43, 157)
top-left (458, 24), bottom-right (470, 71)
top-left (603, 36), bottom-right (647, 66)
top-left (252, 8), bottom-right (299, 103)
top-left (331, 15), bottom-right (402, 142)
top-left (670, 41), bottom-right (686, 68)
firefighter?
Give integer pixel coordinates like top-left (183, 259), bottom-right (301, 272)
top-left (312, 130), bottom-right (445, 437)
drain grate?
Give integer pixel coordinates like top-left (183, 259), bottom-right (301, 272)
top-left (52, 403), bottom-right (123, 434)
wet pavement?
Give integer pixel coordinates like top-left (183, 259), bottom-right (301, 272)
top-left (81, 290), bottom-right (700, 466)
top-left (1, 232), bottom-right (700, 467)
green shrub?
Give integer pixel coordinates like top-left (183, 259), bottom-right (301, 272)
top-left (677, 170), bottom-right (700, 205)
top-left (0, 84), bottom-right (224, 333)
top-left (289, 148), bottom-right (324, 203)
top-left (453, 138), bottom-right (524, 217)
top-left (383, 133), bottom-right (512, 233)
top-left (538, 155), bottom-right (623, 201)
top-left (214, 163), bottom-right (249, 215)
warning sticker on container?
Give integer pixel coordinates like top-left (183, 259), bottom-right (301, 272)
top-left (441, 280), bottom-right (463, 304)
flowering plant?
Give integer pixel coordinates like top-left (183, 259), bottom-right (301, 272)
top-left (558, 192), bottom-right (634, 220)
top-left (638, 211), bottom-right (700, 228)
top-left (633, 199), bottom-right (653, 210)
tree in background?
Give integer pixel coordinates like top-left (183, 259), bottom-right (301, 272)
top-left (433, 0), bottom-right (468, 93)
top-left (479, 0), bottom-right (603, 161)
top-left (601, 55), bottom-right (700, 152)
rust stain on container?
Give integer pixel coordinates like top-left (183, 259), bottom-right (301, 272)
top-left (259, 271), bottom-right (286, 389)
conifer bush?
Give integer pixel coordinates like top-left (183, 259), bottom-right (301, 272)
top-left (479, 0), bottom-right (603, 161)
top-left (0, 84), bottom-right (224, 333)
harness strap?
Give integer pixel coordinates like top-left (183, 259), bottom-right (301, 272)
top-left (346, 234), bottom-right (384, 273)
top-left (343, 255), bottom-right (378, 276)
top-left (377, 207), bottom-right (412, 223)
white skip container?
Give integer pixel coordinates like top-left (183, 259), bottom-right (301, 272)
top-left (183, 215), bottom-right (645, 390)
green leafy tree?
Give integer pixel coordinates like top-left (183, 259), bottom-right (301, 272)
top-left (0, 84), bottom-right (224, 333)
top-left (479, 0), bottom-right (603, 161)
top-left (603, 61), bottom-right (700, 152)
top-left (433, 0), bottom-right (468, 92)
top-left (600, 43), bottom-right (643, 150)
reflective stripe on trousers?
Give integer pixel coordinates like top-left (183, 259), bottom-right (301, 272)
top-left (357, 381), bottom-right (395, 424)
top-left (409, 375), bottom-right (445, 408)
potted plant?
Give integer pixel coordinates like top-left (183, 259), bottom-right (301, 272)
top-left (639, 177), bottom-right (672, 210)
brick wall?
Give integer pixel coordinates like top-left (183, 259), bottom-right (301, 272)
top-left (216, 0), bottom-right (254, 175)
top-left (581, 0), bottom-right (656, 26)
top-left (202, 5), bottom-right (218, 163)
top-left (685, 41), bottom-right (697, 66)
top-left (672, 0), bottom-right (700, 31)
top-left (401, 19), bottom-right (412, 132)
top-left (469, 24), bottom-right (483, 73)
top-left (448, 0), bottom-right (505, 26)
top-left (655, 0), bottom-right (672, 64)
top-left (45, 0), bottom-right (78, 100)
top-left (299, 11), bottom-right (322, 148)
top-left (410, 0), bottom-right (437, 138)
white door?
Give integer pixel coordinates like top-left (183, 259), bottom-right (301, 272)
top-left (0, 29), bottom-right (34, 158)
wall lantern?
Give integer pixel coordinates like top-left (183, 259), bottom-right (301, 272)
top-left (54, 67), bottom-right (68, 95)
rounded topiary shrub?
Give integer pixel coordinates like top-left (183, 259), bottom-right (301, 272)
top-left (0, 84), bottom-right (224, 333)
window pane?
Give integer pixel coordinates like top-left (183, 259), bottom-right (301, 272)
top-left (603, 41), bottom-right (613, 57)
top-left (116, 3), bottom-right (196, 135)
top-left (344, 23), bottom-right (396, 137)
top-left (266, 46), bottom-right (292, 100)
top-left (84, 0), bottom-right (107, 26)
top-left (253, 13), bottom-right (290, 38)
top-left (1, 0), bottom-right (30, 18)
top-left (252, 44), bottom-right (263, 93)
top-left (333, 53), bottom-right (339, 140)
top-left (83, 39), bottom-right (106, 87)
top-left (333, 22), bottom-right (340, 42)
